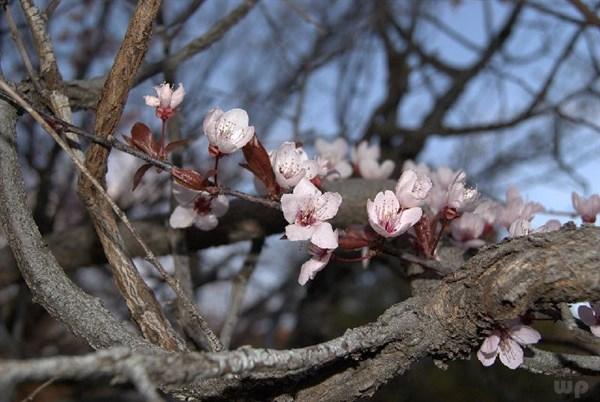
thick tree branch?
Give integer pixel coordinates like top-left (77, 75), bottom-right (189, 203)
top-left (1, 223), bottom-right (598, 400)
top-left (75, 0), bottom-right (186, 352)
top-left (0, 94), bottom-right (146, 351)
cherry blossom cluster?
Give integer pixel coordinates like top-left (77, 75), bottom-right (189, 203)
top-left (126, 82), bottom-right (600, 370)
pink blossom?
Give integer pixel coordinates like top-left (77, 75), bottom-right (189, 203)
top-left (315, 138), bottom-right (353, 179)
top-left (144, 82), bottom-right (185, 120)
top-left (169, 184), bottom-right (229, 231)
top-left (298, 234), bottom-right (337, 285)
top-left (281, 178), bottom-right (342, 249)
top-left (497, 187), bottom-right (544, 229)
top-left (477, 324), bottom-right (541, 369)
top-left (395, 169), bottom-right (433, 208)
top-left (367, 190), bottom-right (422, 238)
top-left (508, 218), bottom-right (531, 238)
top-left (202, 108), bottom-right (255, 154)
top-left (270, 142), bottom-right (318, 189)
top-left (446, 173), bottom-right (479, 213)
top-left (426, 169), bottom-right (478, 215)
top-left (450, 212), bottom-right (486, 249)
top-left (535, 219), bottom-right (561, 233)
top-left (577, 303), bottom-right (600, 337)
top-left (572, 192), bottom-right (600, 224)
top-left (473, 200), bottom-right (500, 227)
top-left (402, 160), bottom-right (431, 177)
top-left (508, 218), bottom-right (559, 238)
top-left (351, 141), bottom-right (395, 179)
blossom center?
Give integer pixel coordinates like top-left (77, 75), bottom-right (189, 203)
top-left (296, 207), bottom-right (317, 226)
top-left (193, 196), bottom-right (212, 215)
top-left (216, 118), bottom-right (240, 140)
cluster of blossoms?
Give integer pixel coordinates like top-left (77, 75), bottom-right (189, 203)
top-left (130, 82), bottom-right (600, 370)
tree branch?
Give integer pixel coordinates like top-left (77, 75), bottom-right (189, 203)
top-left (1, 223), bottom-right (599, 400)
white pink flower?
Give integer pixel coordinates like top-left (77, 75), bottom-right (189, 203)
top-left (144, 82), bottom-right (185, 120)
top-left (351, 141), bottom-right (395, 180)
top-left (270, 142), bottom-right (318, 189)
top-left (572, 192), bottom-right (600, 224)
top-left (535, 219), bottom-right (561, 233)
top-left (508, 218), bottom-right (531, 238)
top-left (169, 184), bottom-right (229, 231)
top-left (298, 234), bottom-right (337, 285)
top-left (477, 323), bottom-right (541, 369)
top-left (315, 138), bottom-right (353, 179)
top-left (281, 178), bottom-right (342, 249)
top-left (473, 200), bottom-right (500, 227)
top-left (450, 212), bottom-right (486, 249)
top-left (367, 190), bottom-right (422, 238)
top-left (426, 168), bottom-right (478, 215)
top-left (395, 169), bottom-right (433, 208)
top-left (446, 173), bottom-right (479, 213)
top-left (202, 108), bottom-right (255, 154)
top-left (497, 187), bottom-right (544, 229)
top-left (575, 303), bottom-right (600, 337)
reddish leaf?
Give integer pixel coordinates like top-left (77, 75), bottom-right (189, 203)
top-left (241, 135), bottom-right (280, 196)
top-left (338, 225), bottom-right (380, 250)
top-left (165, 139), bottom-right (189, 154)
top-left (171, 167), bottom-right (208, 191)
top-left (132, 163), bottom-right (153, 191)
top-left (126, 122), bottom-right (159, 156)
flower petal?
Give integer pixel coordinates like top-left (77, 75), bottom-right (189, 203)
top-left (144, 95), bottom-right (160, 107)
top-left (578, 305), bottom-right (597, 327)
top-left (285, 224), bottom-right (315, 242)
top-left (314, 192), bottom-right (342, 221)
top-left (569, 302), bottom-right (591, 320)
top-left (170, 83), bottom-right (185, 108)
top-left (480, 333), bottom-right (501, 355)
top-left (498, 338), bottom-right (524, 369)
top-left (509, 325), bottom-right (541, 345)
top-left (194, 214), bottom-right (218, 231)
top-left (173, 183), bottom-right (200, 206)
top-left (293, 178), bottom-right (321, 197)
top-left (310, 222), bottom-right (338, 249)
top-left (298, 255), bottom-right (329, 285)
top-left (169, 206), bottom-right (196, 228)
top-left (281, 194), bottom-right (308, 223)
top-left (210, 195), bottom-right (230, 218)
top-left (397, 207), bottom-right (423, 232)
top-left (203, 108), bottom-right (224, 144)
top-left (477, 349), bottom-right (498, 367)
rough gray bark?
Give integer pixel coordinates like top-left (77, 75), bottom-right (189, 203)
top-left (0, 98), bottom-right (146, 350)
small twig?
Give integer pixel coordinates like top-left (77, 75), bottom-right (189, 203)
top-left (569, 0), bottom-right (600, 29)
top-left (221, 188), bottom-right (281, 210)
top-left (220, 237), bottom-right (265, 349)
top-left (0, 79), bottom-right (222, 352)
top-left (523, 346), bottom-right (600, 377)
top-left (18, 378), bottom-right (56, 402)
top-left (381, 245), bottom-right (453, 276)
top-left (26, 108), bottom-right (281, 209)
top-left (3, 3), bottom-right (42, 93)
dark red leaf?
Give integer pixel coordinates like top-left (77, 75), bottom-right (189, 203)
top-left (338, 225), bottom-right (380, 250)
top-left (241, 135), bottom-right (280, 196)
top-left (171, 167), bottom-right (208, 191)
top-left (127, 122), bottom-right (159, 156)
top-left (132, 163), bottom-right (153, 191)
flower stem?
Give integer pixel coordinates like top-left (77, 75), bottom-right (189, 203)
top-left (159, 119), bottom-right (167, 159)
top-left (214, 154), bottom-right (220, 186)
